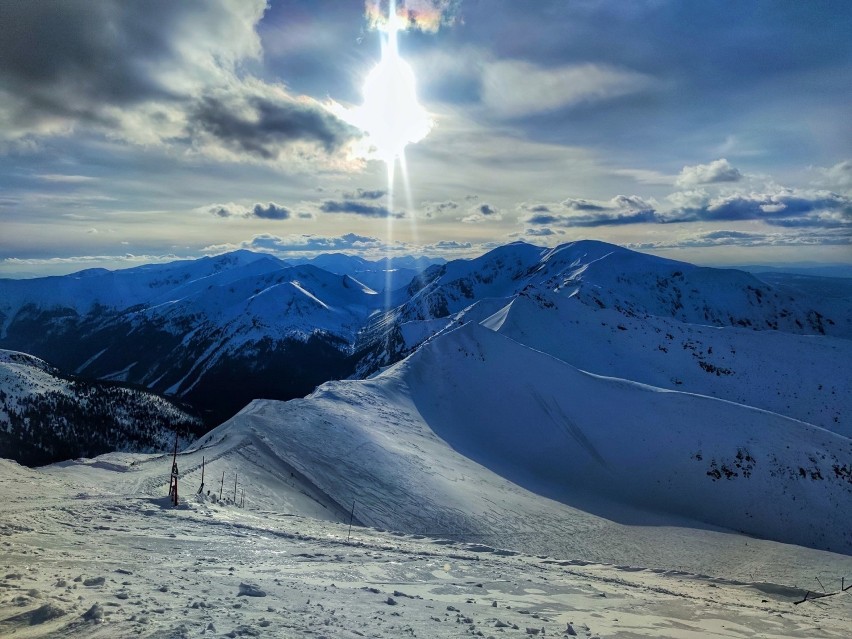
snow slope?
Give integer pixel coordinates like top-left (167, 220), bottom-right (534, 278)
top-left (3, 458), bottom-right (849, 639)
top-left (0, 350), bottom-right (200, 465)
top-left (481, 289), bottom-right (851, 434)
top-left (190, 321), bottom-right (852, 562)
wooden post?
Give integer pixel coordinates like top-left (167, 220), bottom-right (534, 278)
top-left (219, 471), bottom-right (225, 500)
top-left (234, 473), bottom-right (238, 503)
top-left (347, 500), bottom-right (356, 542)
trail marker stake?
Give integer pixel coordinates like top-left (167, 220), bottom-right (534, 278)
top-left (167, 432), bottom-right (179, 506)
top-left (347, 500), bottom-right (356, 542)
top-left (197, 456), bottom-right (205, 494)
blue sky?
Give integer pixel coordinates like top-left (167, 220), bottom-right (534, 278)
top-left (1, 0), bottom-right (850, 276)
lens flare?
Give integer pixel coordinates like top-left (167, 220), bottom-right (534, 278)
top-left (335, 2), bottom-right (432, 162)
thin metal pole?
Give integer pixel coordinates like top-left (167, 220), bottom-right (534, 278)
top-left (198, 456), bottom-right (205, 494)
top-left (347, 500), bottom-right (355, 542)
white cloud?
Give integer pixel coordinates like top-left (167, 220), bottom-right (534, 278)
top-left (461, 203), bottom-right (503, 223)
top-left (813, 159), bottom-right (852, 193)
top-left (676, 159), bottom-right (743, 187)
top-left (481, 61), bottom-right (652, 119)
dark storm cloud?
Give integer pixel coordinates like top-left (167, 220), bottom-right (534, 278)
top-left (189, 96), bottom-right (358, 159)
top-left (320, 200), bottom-right (403, 218)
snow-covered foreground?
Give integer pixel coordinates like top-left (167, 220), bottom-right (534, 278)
top-left (1, 458), bottom-right (850, 639)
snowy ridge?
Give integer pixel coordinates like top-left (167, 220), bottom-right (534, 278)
top-left (196, 321), bottom-right (852, 558)
top-left (387, 240), bottom-right (851, 338)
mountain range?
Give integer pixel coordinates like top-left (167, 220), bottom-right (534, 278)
top-left (1, 239), bottom-right (850, 556)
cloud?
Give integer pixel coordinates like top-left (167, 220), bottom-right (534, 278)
top-left (525, 228), bottom-right (557, 237)
top-left (481, 61), bottom-right (652, 119)
top-left (343, 188), bottom-right (386, 200)
top-left (204, 232), bottom-right (386, 255)
top-left (524, 195), bottom-right (660, 227)
top-left (188, 93), bottom-right (358, 160)
top-left (320, 200), bottom-right (403, 218)
top-left (0, 1), bottom-right (359, 165)
top-left (526, 204), bottom-right (552, 213)
top-left (36, 174), bottom-right (97, 183)
top-left (424, 240), bottom-right (473, 251)
top-left (419, 200), bottom-right (459, 218)
top-left (462, 203), bottom-right (502, 223)
top-left (630, 228), bottom-right (852, 250)
top-left (251, 202), bottom-right (291, 220)
top-left (813, 159), bottom-right (852, 193)
top-left (206, 201), bottom-right (291, 220)
top-left (676, 159), bottom-right (743, 187)
top-left (669, 189), bottom-right (851, 225)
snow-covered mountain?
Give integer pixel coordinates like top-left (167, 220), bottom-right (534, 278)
top-left (289, 252), bottom-right (444, 292)
top-left (356, 242), bottom-right (852, 401)
top-left (0, 251), bottom-right (384, 423)
top-left (194, 320), bottom-right (852, 556)
top-left (1, 239), bottom-right (849, 450)
top-left (0, 350), bottom-right (201, 465)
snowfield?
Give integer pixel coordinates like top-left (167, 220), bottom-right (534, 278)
top-left (2, 241), bottom-right (850, 637)
top-left (1, 451), bottom-right (850, 639)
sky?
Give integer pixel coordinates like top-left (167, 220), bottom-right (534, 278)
top-left (1, 0), bottom-right (850, 277)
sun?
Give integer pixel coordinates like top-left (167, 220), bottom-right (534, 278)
top-left (339, 11), bottom-right (432, 163)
